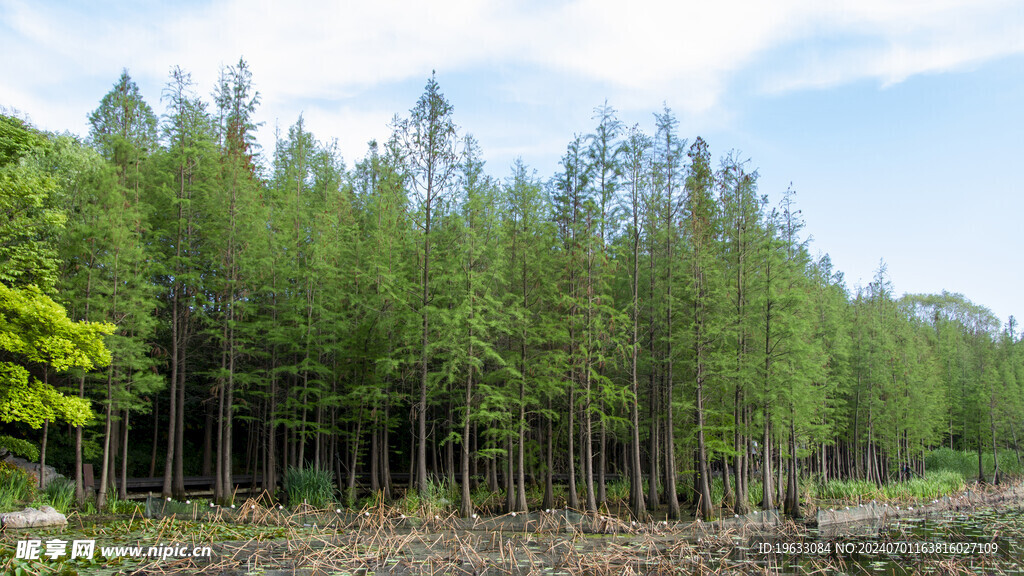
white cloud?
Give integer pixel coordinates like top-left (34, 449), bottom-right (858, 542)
top-left (760, 0), bottom-right (1024, 92)
top-left (3, 0), bottom-right (1022, 156)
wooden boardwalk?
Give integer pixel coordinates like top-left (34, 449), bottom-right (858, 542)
top-left (121, 474), bottom-right (262, 493)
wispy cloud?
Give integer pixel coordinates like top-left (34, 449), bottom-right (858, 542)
top-left (2, 0), bottom-right (1022, 154)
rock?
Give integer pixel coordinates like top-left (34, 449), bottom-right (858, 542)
top-left (0, 505), bottom-right (68, 528)
top-left (1, 453), bottom-right (63, 489)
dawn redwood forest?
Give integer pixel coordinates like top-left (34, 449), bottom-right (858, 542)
top-left (2, 59), bottom-right (1022, 522)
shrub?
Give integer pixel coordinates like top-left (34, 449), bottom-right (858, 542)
top-left (0, 461), bottom-right (37, 512)
top-left (0, 436), bottom-right (39, 461)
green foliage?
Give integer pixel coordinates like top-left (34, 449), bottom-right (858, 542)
top-left (0, 435), bottom-right (39, 461)
top-left (925, 447), bottom-right (1024, 479)
top-left (0, 283), bottom-right (114, 428)
top-left (0, 116), bottom-right (64, 292)
top-left (88, 70), bottom-right (158, 171)
top-left (284, 466), bottom-right (336, 508)
top-left (6, 68), bottom-right (1024, 530)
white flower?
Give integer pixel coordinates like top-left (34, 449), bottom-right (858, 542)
top-left (166, 497), bottom-right (171, 501)
top-left (185, 500), bottom-right (191, 504)
top-left (336, 509), bottom-right (341, 513)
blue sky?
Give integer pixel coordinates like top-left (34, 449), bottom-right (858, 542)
top-left (2, 0), bottom-right (1021, 325)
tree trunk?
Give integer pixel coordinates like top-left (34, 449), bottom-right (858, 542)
top-left (98, 369), bottom-right (114, 511)
top-left (784, 422), bottom-right (801, 518)
top-left (119, 409), bottom-right (129, 501)
top-left (543, 406), bottom-right (554, 510)
top-left (39, 419), bottom-right (48, 490)
top-left (461, 361), bottom-right (473, 517)
top-left (568, 385), bottom-right (579, 509)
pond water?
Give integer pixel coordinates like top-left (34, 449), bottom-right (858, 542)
top-left (2, 505), bottom-right (1022, 575)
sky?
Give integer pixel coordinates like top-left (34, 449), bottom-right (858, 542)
top-left (2, 0), bottom-right (1022, 326)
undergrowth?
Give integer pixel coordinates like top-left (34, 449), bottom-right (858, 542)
top-left (926, 447), bottom-right (1023, 480)
top-left (815, 470), bottom-right (966, 503)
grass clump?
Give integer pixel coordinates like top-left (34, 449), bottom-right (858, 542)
top-left (816, 478), bottom-right (878, 501)
top-left (42, 477), bottom-right (74, 513)
top-left (882, 470), bottom-right (965, 501)
top-left (815, 470), bottom-right (966, 504)
top-left (397, 478), bottom-right (456, 517)
top-left (470, 484), bottom-right (504, 512)
top-left (284, 466), bottom-right (336, 508)
top-left (105, 491), bottom-right (143, 515)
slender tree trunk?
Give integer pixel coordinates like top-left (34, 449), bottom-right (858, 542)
top-left (761, 417), bottom-right (773, 509)
top-left (418, 202), bottom-right (432, 495)
top-left (347, 407), bottom-right (362, 503)
top-left (505, 436), bottom-right (515, 512)
top-left (149, 396), bottom-right (158, 478)
top-left (461, 359), bottom-right (473, 517)
top-left (1011, 423), bottom-right (1022, 468)
top-left (583, 297), bottom-right (597, 513)
top-left (599, 415), bottom-right (607, 505)
top-left (119, 409), bottom-right (130, 501)
top-left (516, 381), bottom-right (528, 511)
top-left (784, 421), bottom-right (801, 517)
top-left (39, 419), bottom-right (48, 490)
top-left (665, 367), bottom-right (680, 518)
top-left (98, 369), bottom-right (114, 510)
top-left (543, 405), bottom-right (554, 510)
top-left (630, 225), bottom-right (647, 520)
top-left (162, 312), bottom-right (178, 499)
top-left (734, 388), bottom-right (749, 514)
top-left (567, 386), bottom-right (578, 509)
